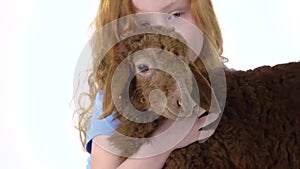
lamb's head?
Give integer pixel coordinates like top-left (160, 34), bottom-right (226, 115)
top-left (130, 47), bottom-right (199, 120)
top-left (107, 26), bottom-right (214, 122)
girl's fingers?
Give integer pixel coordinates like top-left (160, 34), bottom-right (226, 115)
top-left (196, 111), bottom-right (219, 143)
top-left (195, 105), bottom-right (222, 131)
top-left (198, 111), bottom-right (209, 119)
top-left (198, 129), bottom-right (215, 143)
top-left (202, 112), bottom-right (221, 129)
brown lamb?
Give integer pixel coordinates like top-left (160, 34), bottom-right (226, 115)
top-left (103, 26), bottom-right (300, 169)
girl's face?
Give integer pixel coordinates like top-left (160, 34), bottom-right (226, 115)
top-left (132, 0), bottom-right (204, 62)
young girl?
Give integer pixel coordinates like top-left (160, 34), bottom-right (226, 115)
top-left (76, 0), bottom-right (226, 168)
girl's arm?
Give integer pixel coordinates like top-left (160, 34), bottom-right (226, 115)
top-left (91, 106), bottom-right (217, 169)
top-left (117, 147), bottom-right (172, 169)
top-left (90, 136), bottom-right (122, 168)
top-left (91, 135), bottom-right (172, 169)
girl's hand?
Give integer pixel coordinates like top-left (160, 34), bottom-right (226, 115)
top-left (150, 106), bottom-right (219, 152)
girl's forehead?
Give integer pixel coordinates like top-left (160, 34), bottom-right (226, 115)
top-left (132, 0), bottom-right (189, 13)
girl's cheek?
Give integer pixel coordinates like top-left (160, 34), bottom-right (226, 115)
top-left (183, 12), bottom-right (197, 27)
top-left (134, 12), bottom-right (203, 59)
top-left (169, 16), bottom-right (204, 59)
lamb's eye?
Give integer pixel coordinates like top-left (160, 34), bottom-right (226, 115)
top-left (140, 22), bottom-right (151, 27)
top-left (137, 64), bottom-right (149, 72)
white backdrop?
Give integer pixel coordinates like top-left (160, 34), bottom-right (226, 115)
top-left (0, 0), bottom-right (299, 169)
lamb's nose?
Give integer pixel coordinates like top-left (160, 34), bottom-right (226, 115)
top-left (176, 88), bottom-right (197, 118)
top-left (177, 100), bottom-right (182, 107)
top-left (176, 99), bottom-right (190, 113)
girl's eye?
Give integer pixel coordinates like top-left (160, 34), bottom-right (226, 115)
top-left (172, 12), bottom-right (181, 18)
top-left (137, 64), bottom-right (149, 72)
top-left (168, 12), bottom-right (182, 20)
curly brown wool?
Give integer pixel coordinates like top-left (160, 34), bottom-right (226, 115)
top-left (105, 26), bottom-right (300, 168)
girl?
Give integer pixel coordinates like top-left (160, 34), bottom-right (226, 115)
top-left (76, 0), bottom-right (226, 168)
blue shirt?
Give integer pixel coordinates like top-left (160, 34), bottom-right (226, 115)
top-left (85, 91), bottom-right (119, 169)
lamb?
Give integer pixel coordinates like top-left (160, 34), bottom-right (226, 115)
top-left (102, 26), bottom-right (300, 169)
top-left (104, 26), bottom-right (218, 157)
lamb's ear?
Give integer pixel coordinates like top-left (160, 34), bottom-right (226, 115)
top-left (101, 59), bottom-right (134, 119)
top-left (189, 59), bottom-right (221, 114)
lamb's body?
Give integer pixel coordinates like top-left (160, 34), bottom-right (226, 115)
top-left (164, 62), bottom-right (300, 169)
top-left (105, 26), bottom-right (300, 168)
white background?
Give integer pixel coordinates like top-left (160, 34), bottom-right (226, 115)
top-left (0, 0), bottom-right (299, 169)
